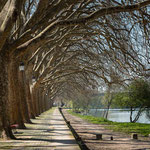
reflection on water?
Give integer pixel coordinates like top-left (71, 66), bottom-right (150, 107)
top-left (89, 109), bottom-right (150, 124)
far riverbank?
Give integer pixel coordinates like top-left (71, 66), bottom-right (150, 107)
top-left (88, 108), bottom-right (150, 124)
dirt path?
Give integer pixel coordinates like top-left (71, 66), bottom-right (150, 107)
top-left (63, 109), bottom-right (150, 150)
top-left (0, 108), bottom-right (80, 150)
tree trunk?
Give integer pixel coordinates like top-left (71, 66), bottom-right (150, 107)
top-left (25, 81), bottom-right (35, 119)
top-left (132, 107), bottom-right (145, 123)
top-left (44, 94), bottom-right (47, 111)
top-left (105, 97), bottom-right (113, 119)
top-left (41, 92), bottom-right (45, 113)
top-left (38, 88), bottom-right (43, 114)
top-left (31, 88), bottom-right (39, 117)
top-left (50, 99), bottom-right (53, 108)
top-left (37, 89), bottom-right (41, 115)
top-left (0, 52), bottom-right (15, 139)
top-left (18, 70), bottom-right (32, 123)
top-left (35, 89), bottom-right (40, 116)
top-left (130, 107), bottom-right (133, 123)
top-left (8, 59), bottom-right (26, 129)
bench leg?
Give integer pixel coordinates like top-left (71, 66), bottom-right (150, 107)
top-left (13, 129), bottom-right (17, 134)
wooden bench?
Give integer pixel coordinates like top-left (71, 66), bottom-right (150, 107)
top-left (10, 124), bottom-right (19, 134)
top-left (96, 134), bottom-right (102, 140)
top-left (131, 133), bottom-right (138, 140)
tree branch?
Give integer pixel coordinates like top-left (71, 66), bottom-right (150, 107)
top-left (15, 0), bottom-right (150, 56)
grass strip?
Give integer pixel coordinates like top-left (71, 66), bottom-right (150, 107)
top-left (41, 107), bottom-right (56, 115)
top-left (67, 110), bottom-right (150, 136)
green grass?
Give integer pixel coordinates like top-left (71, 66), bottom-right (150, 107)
top-left (42, 107), bottom-right (56, 115)
top-left (67, 110), bottom-right (150, 136)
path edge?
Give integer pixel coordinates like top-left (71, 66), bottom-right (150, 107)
top-left (59, 107), bottom-right (89, 150)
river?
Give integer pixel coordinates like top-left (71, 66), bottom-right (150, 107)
top-left (88, 109), bottom-right (150, 124)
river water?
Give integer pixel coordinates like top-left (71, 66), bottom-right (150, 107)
top-left (88, 109), bottom-right (150, 124)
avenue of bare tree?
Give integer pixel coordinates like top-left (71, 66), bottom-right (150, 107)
top-left (0, 0), bottom-right (150, 139)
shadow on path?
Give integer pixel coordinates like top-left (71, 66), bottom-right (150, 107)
top-left (0, 108), bottom-right (80, 150)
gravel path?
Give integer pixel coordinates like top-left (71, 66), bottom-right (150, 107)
top-left (63, 109), bottom-right (150, 150)
top-left (0, 108), bottom-right (80, 150)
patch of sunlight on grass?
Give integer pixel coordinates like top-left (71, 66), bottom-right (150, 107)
top-left (26, 107), bottom-right (56, 128)
top-left (41, 107), bottom-right (56, 115)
